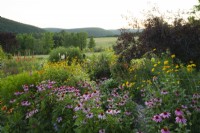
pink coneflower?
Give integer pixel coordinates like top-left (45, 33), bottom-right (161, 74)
top-left (65, 104), bottom-right (73, 109)
top-left (106, 109), bottom-right (120, 115)
top-left (14, 91), bottom-right (23, 96)
top-left (21, 101), bottom-right (31, 106)
top-left (74, 104), bottom-right (82, 111)
top-left (99, 129), bottom-right (105, 133)
top-left (160, 112), bottom-right (171, 119)
top-left (152, 114), bottom-right (162, 122)
top-left (181, 105), bottom-right (188, 109)
top-left (161, 90), bottom-right (168, 95)
top-left (161, 127), bottom-right (170, 133)
top-left (145, 100), bottom-right (154, 108)
top-left (26, 109), bottom-right (38, 119)
top-left (107, 98), bottom-right (114, 102)
top-left (125, 111), bottom-right (132, 116)
top-left (175, 115), bottom-right (187, 124)
top-left (175, 108), bottom-right (183, 116)
top-left (86, 112), bottom-right (93, 119)
top-left (9, 99), bottom-right (16, 103)
top-left (83, 107), bottom-right (90, 113)
top-left (98, 112), bottom-right (106, 119)
top-left (23, 85), bottom-right (29, 92)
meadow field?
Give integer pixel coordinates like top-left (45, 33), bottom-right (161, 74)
top-left (93, 37), bottom-right (117, 48)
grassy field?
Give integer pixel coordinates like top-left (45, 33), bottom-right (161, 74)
top-left (92, 37), bottom-right (117, 48)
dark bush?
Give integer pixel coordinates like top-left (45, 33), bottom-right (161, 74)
top-left (114, 17), bottom-right (200, 68)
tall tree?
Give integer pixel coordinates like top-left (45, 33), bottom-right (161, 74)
top-left (88, 36), bottom-right (96, 49)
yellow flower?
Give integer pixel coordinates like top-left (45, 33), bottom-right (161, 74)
top-left (175, 65), bottom-right (179, 69)
top-left (154, 64), bottom-right (157, 67)
top-left (153, 48), bottom-right (156, 51)
top-left (164, 61), bottom-right (169, 65)
top-left (171, 54), bottom-right (175, 58)
top-left (191, 64), bottom-right (196, 67)
top-left (151, 68), bottom-right (155, 72)
top-left (162, 67), bottom-right (166, 71)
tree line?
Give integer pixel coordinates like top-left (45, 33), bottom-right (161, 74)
top-left (0, 31), bottom-right (93, 55)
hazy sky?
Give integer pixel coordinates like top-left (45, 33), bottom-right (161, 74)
top-left (0, 0), bottom-right (198, 29)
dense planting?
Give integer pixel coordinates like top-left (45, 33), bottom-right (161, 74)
top-left (0, 51), bottom-right (200, 132)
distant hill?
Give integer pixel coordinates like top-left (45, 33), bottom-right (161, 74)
top-left (44, 27), bottom-right (120, 37)
top-left (0, 16), bottom-right (45, 33)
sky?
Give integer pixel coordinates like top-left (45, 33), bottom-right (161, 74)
top-left (0, 0), bottom-right (198, 29)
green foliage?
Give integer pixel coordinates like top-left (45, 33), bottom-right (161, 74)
top-left (0, 45), bottom-right (6, 61)
top-left (0, 71), bottom-right (41, 102)
top-left (41, 61), bottom-right (89, 86)
top-left (88, 36), bottom-right (96, 49)
top-left (86, 53), bottom-right (113, 80)
top-left (1, 57), bottom-right (43, 77)
top-left (48, 47), bottom-right (68, 62)
top-left (66, 47), bottom-right (83, 64)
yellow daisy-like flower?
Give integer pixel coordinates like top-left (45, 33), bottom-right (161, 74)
top-left (171, 54), bottom-right (175, 58)
top-left (151, 68), bottom-right (155, 72)
top-left (153, 48), bottom-right (156, 51)
top-left (154, 64), bottom-right (157, 67)
top-left (164, 60), bottom-right (169, 65)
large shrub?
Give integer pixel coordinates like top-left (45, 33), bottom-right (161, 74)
top-left (49, 46), bottom-right (83, 64)
top-left (86, 53), bottom-right (114, 80)
top-left (41, 61), bottom-right (89, 86)
top-left (48, 47), bottom-right (68, 62)
top-left (65, 47), bottom-right (83, 64)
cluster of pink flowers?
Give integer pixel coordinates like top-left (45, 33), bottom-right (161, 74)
top-left (175, 108), bottom-right (187, 124)
top-left (152, 111), bottom-right (171, 122)
top-left (21, 100), bottom-right (31, 106)
top-left (25, 109), bottom-right (38, 119)
top-left (106, 109), bottom-right (121, 115)
top-left (161, 90), bottom-right (168, 95)
top-left (191, 93), bottom-right (200, 112)
top-left (145, 98), bottom-right (162, 108)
